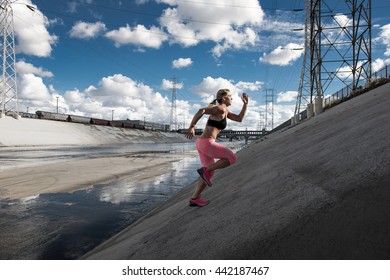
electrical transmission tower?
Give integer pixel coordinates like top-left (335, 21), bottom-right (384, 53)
top-left (170, 77), bottom-right (177, 131)
top-left (0, 0), bottom-right (18, 118)
top-left (294, 0), bottom-right (312, 122)
top-left (264, 88), bottom-right (274, 131)
top-left (294, 0), bottom-right (371, 122)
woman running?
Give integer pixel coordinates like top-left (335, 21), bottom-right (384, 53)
top-left (186, 89), bottom-right (249, 206)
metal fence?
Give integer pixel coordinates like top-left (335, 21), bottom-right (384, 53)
top-left (271, 63), bottom-right (390, 135)
top-left (324, 64), bottom-right (390, 108)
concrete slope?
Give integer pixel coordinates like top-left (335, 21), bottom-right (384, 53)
top-left (83, 83), bottom-right (390, 260)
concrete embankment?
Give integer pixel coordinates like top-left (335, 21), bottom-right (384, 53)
top-left (0, 117), bottom-right (186, 146)
top-left (83, 83), bottom-right (390, 259)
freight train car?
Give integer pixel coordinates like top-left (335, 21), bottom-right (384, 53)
top-left (36, 111), bottom-right (68, 122)
top-left (67, 115), bottom-right (91, 124)
top-left (35, 111), bottom-right (149, 130)
top-left (90, 118), bottom-right (110, 125)
top-left (122, 122), bottom-right (136, 129)
top-left (20, 112), bottom-right (38, 119)
top-left (110, 120), bottom-right (124, 128)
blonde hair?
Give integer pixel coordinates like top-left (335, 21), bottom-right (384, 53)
top-left (210, 89), bottom-right (230, 105)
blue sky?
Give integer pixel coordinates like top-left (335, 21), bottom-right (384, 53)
top-left (10, 0), bottom-right (390, 130)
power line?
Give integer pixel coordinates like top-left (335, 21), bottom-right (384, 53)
top-left (77, 2), bottom-right (247, 27)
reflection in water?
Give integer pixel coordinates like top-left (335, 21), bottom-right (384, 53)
top-left (98, 157), bottom-right (199, 205)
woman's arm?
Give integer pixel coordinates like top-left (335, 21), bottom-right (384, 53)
top-left (186, 106), bottom-right (224, 139)
top-left (189, 108), bottom-right (205, 128)
top-left (227, 93), bottom-right (248, 122)
top-left (186, 108), bottom-right (203, 139)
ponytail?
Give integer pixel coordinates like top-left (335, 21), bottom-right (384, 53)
top-left (209, 98), bottom-right (222, 106)
top-left (210, 98), bottom-right (218, 105)
top-left (209, 88), bottom-right (229, 107)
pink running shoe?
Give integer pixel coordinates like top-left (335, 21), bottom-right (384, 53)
top-left (197, 167), bottom-right (212, 186)
top-left (189, 197), bottom-right (209, 207)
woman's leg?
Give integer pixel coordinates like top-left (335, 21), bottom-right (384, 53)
top-left (206, 158), bottom-right (230, 172)
top-left (195, 138), bottom-right (236, 186)
top-left (202, 140), bottom-right (236, 173)
top-left (191, 138), bottom-right (237, 203)
top-left (191, 178), bottom-right (207, 199)
top-left (192, 138), bottom-right (215, 199)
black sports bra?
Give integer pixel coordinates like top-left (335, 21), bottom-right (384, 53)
top-left (206, 116), bottom-right (227, 130)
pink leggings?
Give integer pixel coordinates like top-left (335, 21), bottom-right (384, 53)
top-left (196, 138), bottom-right (237, 179)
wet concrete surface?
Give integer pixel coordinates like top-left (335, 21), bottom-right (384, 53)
top-left (0, 142), bottom-right (245, 259)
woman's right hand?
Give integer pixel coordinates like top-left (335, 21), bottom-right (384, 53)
top-left (186, 127), bottom-right (195, 139)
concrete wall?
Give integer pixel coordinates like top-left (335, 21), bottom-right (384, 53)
top-left (0, 117), bottom-right (186, 146)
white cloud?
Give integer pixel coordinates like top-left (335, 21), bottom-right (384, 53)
top-left (86, 74), bottom-right (153, 99)
top-left (81, 74), bottom-right (172, 122)
top-left (172, 58), bottom-right (193, 69)
top-left (161, 79), bottom-right (184, 90)
top-left (372, 58), bottom-right (390, 73)
top-left (192, 76), bottom-right (235, 103)
top-left (259, 43), bottom-right (304, 66)
top-left (235, 81), bottom-right (263, 92)
top-left (13, 0), bottom-right (57, 57)
top-left (336, 61), bottom-right (365, 80)
top-left (69, 21), bottom-right (107, 39)
top-left (64, 89), bottom-right (87, 104)
top-left (18, 73), bottom-right (51, 101)
top-left (272, 104), bottom-right (295, 128)
top-left (15, 61), bottom-right (59, 113)
top-left (333, 13), bottom-right (351, 28)
top-left (277, 91), bottom-right (298, 103)
top-left (63, 89), bottom-right (104, 117)
top-left (105, 24), bottom-right (168, 48)
top-left (379, 23), bottom-right (390, 56)
top-left (158, 0), bottom-right (264, 56)
top-left (210, 27), bottom-right (258, 58)
top-left (16, 61), bottom-right (53, 78)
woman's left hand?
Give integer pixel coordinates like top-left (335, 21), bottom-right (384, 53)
top-left (241, 92), bottom-right (249, 104)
